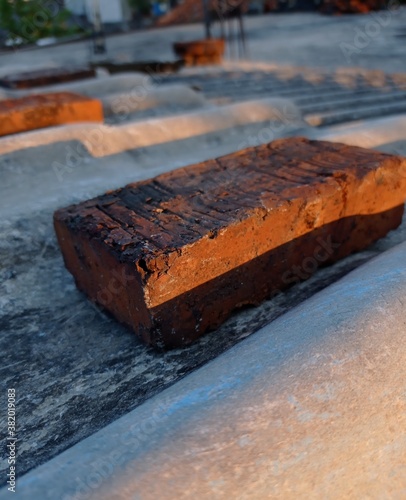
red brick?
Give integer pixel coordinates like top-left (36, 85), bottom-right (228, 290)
top-left (320, 0), bottom-right (385, 14)
top-left (0, 66), bottom-right (96, 90)
top-left (0, 93), bottom-right (103, 137)
top-left (54, 138), bottom-right (406, 349)
top-left (173, 40), bottom-right (225, 66)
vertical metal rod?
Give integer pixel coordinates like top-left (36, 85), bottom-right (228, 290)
top-left (238, 12), bottom-right (247, 58)
top-left (92, 0), bottom-right (106, 54)
top-left (220, 16), bottom-right (225, 40)
top-left (228, 18), bottom-right (234, 59)
top-left (202, 0), bottom-right (212, 39)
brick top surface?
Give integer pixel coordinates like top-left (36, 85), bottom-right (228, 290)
top-left (55, 138), bottom-right (404, 265)
top-left (0, 66), bottom-right (96, 89)
top-left (0, 92), bottom-right (96, 112)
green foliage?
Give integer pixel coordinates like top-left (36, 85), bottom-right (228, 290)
top-left (128, 0), bottom-right (151, 16)
top-left (0, 0), bottom-right (84, 44)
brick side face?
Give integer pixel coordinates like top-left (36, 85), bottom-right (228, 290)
top-left (0, 92), bottom-right (103, 136)
top-left (54, 138), bottom-right (406, 348)
top-left (0, 67), bottom-right (96, 90)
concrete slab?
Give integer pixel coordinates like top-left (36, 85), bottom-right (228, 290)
top-left (4, 240), bottom-right (405, 499)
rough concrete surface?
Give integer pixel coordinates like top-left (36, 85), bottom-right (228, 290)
top-left (4, 240), bottom-right (406, 500)
top-left (1, 8), bottom-right (406, 489)
top-left (1, 111), bottom-right (406, 481)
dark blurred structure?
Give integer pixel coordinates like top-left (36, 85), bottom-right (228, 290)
top-left (157, 0), bottom-right (387, 25)
top-left (264, 0), bottom-right (319, 12)
top-left (319, 0), bottom-right (386, 13)
top-left (156, 0), bottom-right (251, 26)
top-left (262, 0), bottom-right (386, 13)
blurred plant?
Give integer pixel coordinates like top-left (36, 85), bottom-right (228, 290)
top-left (128, 0), bottom-right (152, 17)
top-left (0, 0), bottom-right (85, 44)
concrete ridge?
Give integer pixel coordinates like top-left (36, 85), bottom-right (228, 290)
top-left (0, 98), bottom-right (303, 157)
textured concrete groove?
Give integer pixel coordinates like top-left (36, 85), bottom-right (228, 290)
top-left (163, 71), bottom-right (395, 89)
top-left (164, 74), bottom-right (396, 94)
top-left (201, 81), bottom-right (345, 94)
top-left (163, 72), bottom-right (400, 92)
top-left (293, 87), bottom-right (402, 105)
top-left (209, 87), bottom-right (403, 109)
top-left (202, 84), bottom-right (362, 99)
top-left (1, 73), bottom-right (150, 99)
top-left (298, 90), bottom-right (406, 113)
top-left (306, 100), bottom-right (406, 126)
top-left (161, 69), bottom-right (406, 125)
